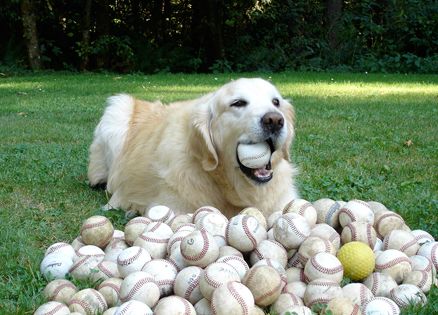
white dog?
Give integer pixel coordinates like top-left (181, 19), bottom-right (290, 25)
top-left (88, 78), bottom-right (298, 218)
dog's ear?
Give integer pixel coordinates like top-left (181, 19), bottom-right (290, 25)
top-left (282, 100), bottom-right (295, 162)
top-left (191, 95), bottom-right (219, 171)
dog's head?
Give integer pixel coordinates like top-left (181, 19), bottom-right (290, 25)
top-left (193, 78), bottom-right (295, 186)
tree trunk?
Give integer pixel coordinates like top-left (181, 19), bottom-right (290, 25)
top-left (20, 0), bottom-right (42, 70)
top-left (80, 0), bottom-right (92, 70)
top-left (95, 0), bottom-right (111, 68)
top-left (325, 0), bottom-right (343, 50)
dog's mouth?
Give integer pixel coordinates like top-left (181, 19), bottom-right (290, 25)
top-left (236, 139), bottom-right (275, 184)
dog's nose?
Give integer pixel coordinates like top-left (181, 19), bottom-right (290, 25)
top-left (261, 112), bottom-right (284, 133)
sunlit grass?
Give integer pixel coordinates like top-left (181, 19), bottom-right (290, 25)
top-left (0, 72), bottom-right (436, 314)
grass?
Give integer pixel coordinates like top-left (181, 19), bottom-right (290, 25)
top-left (0, 71), bottom-right (437, 314)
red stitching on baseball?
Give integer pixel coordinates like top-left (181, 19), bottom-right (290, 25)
top-left (242, 216), bottom-right (258, 250)
top-left (46, 243), bottom-right (70, 255)
top-left (282, 215), bottom-right (307, 240)
top-left (366, 224), bottom-right (373, 247)
top-left (184, 272), bottom-right (201, 301)
top-left (80, 218), bottom-right (109, 233)
top-left (120, 276), bottom-right (156, 302)
top-left (255, 279), bottom-right (282, 305)
top-left (400, 238), bottom-right (419, 253)
top-left (430, 243), bottom-right (438, 269)
top-left (310, 255), bottom-right (343, 275)
top-left (90, 289), bottom-right (107, 310)
top-left (228, 282), bottom-right (249, 315)
top-left (42, 303), bottom-right (67, 315)
top-left (69, 298), bottom-right (93, 314)
top-left (98, 282), bottom-right (121, 295)
top-left (375, 212), bottom-right (403, 237)
top-left (50, 282), bottom-right (76, 301)
top-left (298, 202), bottom-right (312, 216)
top-left (69, 256), bottom-right (89, 273)
top-left (181, 230), bottom-right (209, 262)
top-left (125, 217), bottom-right (150, 227)
top-left (375, 256), bottom-right (411, 270)
top-left (282, 200), bottom-right (294, 214)
top-left (96, 261), bottom-right (115, 278)
top-left (117, 247), bottom-right (143, 266)
top-left (347, 223), bottom-right (357, 241)
top-left (370, 273), bottom-right (379, 295)
top-left (339, 207), bottom-right (356, 223)
top-left (138, 234), bottom-right (169, 243)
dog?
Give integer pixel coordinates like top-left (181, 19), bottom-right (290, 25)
top-left (88, 78), bottom-right (298, 218)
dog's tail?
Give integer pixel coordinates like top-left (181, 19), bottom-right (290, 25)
top-left (88, 94), bottom-right (134, 188)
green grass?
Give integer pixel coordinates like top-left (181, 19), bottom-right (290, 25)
top-left (0, 72), bottom-right (437, 314)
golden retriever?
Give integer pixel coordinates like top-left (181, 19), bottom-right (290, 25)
top-left (88, 78), bottom-right (298, 218)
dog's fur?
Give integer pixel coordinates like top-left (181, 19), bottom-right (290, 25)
top-left (88, 78), bottom-right (298, 218)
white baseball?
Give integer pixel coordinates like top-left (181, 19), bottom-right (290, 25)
top-left (411, 229), bottom-right (435, 245)
top-left (195, 212), bottom-right (228, 247)
top-left (249, 239), bottom-right (288, 267)
top-left (363, 272), bottom-right (398, 297)
top-left (45, 242), bottom-right (76, 261)
top-left (194, 298), bottom-right (213, 315)
top-left (34, 301), bottom-right (70, 315)
top-left (403, 270), bottom-right (433, 293)
top-left (362, 297), bottom-right (400, 315)
top-left (326, 297), bottom-right (360, 315)
top-left (339, 199), bottom-right (374, 227)
top-left (373, 210), bottom-right (405, 239)
top-left (167, 229), bottom-right (192, 254)
top-left (295, 236), bottom-right (336, 268)
top-left (217, 255), bottom-right (250, 280)
top-left (218, 245), bottom-right (243, 259)
top-left (180, 229), bottom-right (219, 267)
top-left (309, 223), bottom-right (341, 250)
top-left (283, 199), bottom-right (317, 227)
top-left (303, 252), bottom-right (343, 284)
top-left (200, 262), bottom-right (241, 300)
top-left (211, 281), bottom-right (255, 315)
top-left (243, 265), bottom-right (282, 307)
top-left (367, 201), bottom-right (389, 215)
top-left (170, 214), bottom-right (193, 232)
top-left (417, 241), bottom-right (438, 271)
top-left (282, 281), bottom-right (306, 299)
top-left (410, 255), bottom-right (435, 274)
top-left (193, 206), bottom-right (221, 224)
top-left (69, 254), bottom-right (103, 281)
top-left (104, 239), bottom-right (129, 263)
top-left (71, 236), bottom-right (85, 251)
top-left (40, 253), bottom-right (74, 280)
top-left (270, 292), bottom-right (303, 315)
top-left (168, 245), bottom-right (189, 271)
top-left (303, 278), bottom-right (342, 308)
top-left (253, 259), bottom-right (287, 288)
top-left (98, 277), bottom-right (123, 307)
top-left (390, 284), bottom-right (427, 308)
top-left (133, 230), bottom-right (170, 259)
top-left (102, 307), bottom-right (118, 315)
top-left (285, 267), bottom-right (306, 283)
top-left (240, 207), bottom-right (268, 229)
top-left (383, 229), bottom-right (420, 257)
top-left (68, 288), bottom-right (108, 314)
top-left (119, 271), bottom-right (160, 307)
top-left (117, 246), bottom-right (151, 278)
top-left (80, 215), bottom-right (114, 248)
top-left (141, 259), bottom-right (178, 296)
top-left (144, 205), bottom-right (175, 223)
top-left (341, 221), bottom-right (377, 248)
top-left (312, 198), bottom-right (343, 229)
top-left (154, 296), bottom-right (196, 315)
top-left (374, 249), bottom-right (412, 283)
top-left (75, 244), bottom-right (106, 258)
top-left (90, 260), bottom-right (120, 282)
top-left (124, 216), bottom-right (151, 245)
top-left (43, 279), bottom-right (78, 304)
top-left (114, 300), bottom-right (153, 315)
top-left (342, 283), bottom-right (374, 306)
top-left (267, 211), bottom-right (282, 229)
top-left (273, 213), bottom-right (310, 250)
top-left (174, 266), bottom-right (204, 304)
top-left (226, 214), bottom-right (267, 252)
top-left (237, 142), bottom-right (271, 169)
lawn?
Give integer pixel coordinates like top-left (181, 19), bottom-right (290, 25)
top-left (0, 72), bottom-right (436, 314)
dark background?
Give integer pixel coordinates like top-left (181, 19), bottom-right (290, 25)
top-left (1, 0), bottom-right (437, 73)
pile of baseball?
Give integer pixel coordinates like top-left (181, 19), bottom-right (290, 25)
top-left (36, 199), bottom-right (437, 315)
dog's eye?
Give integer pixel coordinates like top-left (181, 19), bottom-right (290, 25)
top-left (230, 99), bottom-right (248, 107)
top-left (272, 98), bottom-right (280, 107)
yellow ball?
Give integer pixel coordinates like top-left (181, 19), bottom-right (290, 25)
top-left (337, 241), bottom-right (375, 281)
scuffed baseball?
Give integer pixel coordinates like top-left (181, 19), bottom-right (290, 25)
top-left (249, 239), bottom-right (288, 268)
top-left (341, 221), bottom-right (377, 248)
top-left (374, 249), bottom-right (412, 283)
top-left (389, 284), bottom-right (427, 308)
top-left (154, 296), bottom-right (196, 315)
top-left (313, 198), bottom-right (343, 229)
top-left (144, 205), bottom-right (175, 223)
top-left (80, 215), bottom-right (114, 248)
top-left (124, 217), bottom-right (151, 246)
top-left (326, 297), bottom-right (360, 315)
top-left (270, 292), bottom-right (303, 315)
top-left (273, 213), bottom-right (310, 250)
top-left (226, 214), bottom-right (267, 252)
top-left (141, 259), bottom-right (177, 296)
top-left (98, 277), bottom-right (122, 307)
top-left (363, 272), bottom-right (398, 297)
top-left (240, 207), bottom-right (268, 230)
top-left (199, 262), bottom-right (240, 300)
top-left (117, 246), bottom-right (151, 278)
top-left (342, 283), bottom-right (374, 307)
top-left (45, 242), bottom-right (76, 261)
top-left (362, 297), bottom-right (400, 315)
top-left (174, 266), bottom-right (203, 304)
top-left (383, 229), bottom-right (420, 257)
top-left (216, 255), bottom-right (250, 280)
top-left (373, 210), bottom-right (405, 239)
top-left (303, 278), bottom-right (342, 308)
top-left (114, 300), bottom-right (153, 315)
top-left (40, 253), bottom-right (74, 280)
top-left (119, 271), bottom-right (160, 307)
top-left (211, 281), bottom-right (255, 315)
top-left (34, 301), bottom-right (70, 315)
top-left (303, 252), bottom-right (343, 284)
top-left (243, 265), bottom-right (282, 307)
top-left (237, 142), bottom-right (271, 169)
top-left (310, 223), bottom-right (341, 250)
top-left (180, 229), bottom-right (219, 267)
top-left (68, 288), bottom-right (107, 314)
top-left (283, 199), bottom-right (317, 227)
top-left (43, 279), bottom-right (78, 304)
top-left (339, 199), bottom-right (374, 227)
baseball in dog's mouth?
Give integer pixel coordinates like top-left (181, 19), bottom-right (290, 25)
top-left (236, 139), bottom-right (275, 184)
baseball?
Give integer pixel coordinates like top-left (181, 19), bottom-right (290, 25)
top-left (411, 229), bottom-right (435, 245)
top-left (282, 281), bottom-right (306, 299)
top-left (154, 296), bottom-right (196, 315)
top-left (119, 271), bottom-right (160, 307)
top-left (417, 241), bottom-right (438, 270)
top-left (339, 199), bottom-right (374, 227)
top-left (174, 266), bottom-right (204, 304)
top-left (374, 249), bottom-right (412, 283)
top-left (217, 255), bottom-right (250, 280)
top-left (69, 253), bottom-right (103, 281)
top-left (211, 281), bottom-right (255, 315)
top-left (193, 206), bottom-right (221, 224)
top-left (133, 230), bottom-right (170, 259)
top-left (367, 201), bottom-right (389, 215)
top-left (68, 288), bottom-right (108, 314)
top-left (280, 305), bottom-right (313, 315)
top-left (195, 212), bottom-right (228, 247)
top-left (283, 199), bottom-right (317, 227)
top-left (383, 229), bottom-right (420, 257)
top-left (114, 300), bottom-right (153, 315)
top-left (410, 255), bottom-right (435, 274)
top-left (303, 278), bottom-right (343, 308)
top-left (167, 229), bottom-right (192, 254)
top-left (303, 252), bottom-right (343, 284)
top-left (312, 198), bottom-right (343, 229)
top-left (90, 260), bottom-right (120, 282)
top-left (199, 262), bottom-right (240, 300)
top-left (169, 214), bottom-right (193, 232)
top-left (43, 279), bottom-right (77, 304)
top-left (80, 215), bottom-right (114, 248)
top-left (270, 292), bottom-right (303, 315)
top-left (34, 301), bottom-right (70, 315)
top-left (240, 206), bottom-right (268, 229)
top-left (167, 245), bottom-right (189, 272)
top-left (226, 214), bottom-right (267, 252)
top-left (237, 142), bottom-right (271, 169)
top-left (267, 211), bottom-right (282, 229)
top-left (104, 238), bottom-right (129, 263)
top-left (98, 277), bottom-right (123, 307)
top-left (249, 239), bottom-right (288, 268)
top-left (124, 216), bottom-right (151, 245)
top-left (273, 213), bottom-right (310, 250)
top-left (71, 236), bottom-right (85, 251)
top-left (337, 241), bottom-right (375, 281)
top-left (326, 297), bottom-right (360, 315)
top-left (373, 210), bottom-right (405, 239)
top-left (403, 270), bottom-right (433, 293)
top-left (253, 258), bottom-right (287, 288)
top-left (390, 284), bottom-right (427, 308)
top-left (194, 298), bottom-right (213, 315)
top-left (117, 246), bottom-right (151, 278)
top-left (363, 297), bottom-right (400, 315)
top-left (341, 221), bottom-right (377, 248)
top-left (180, 229), bottom-right (219, 267)
top-left (295, 236), bottom-right (336, 268)
top-left (309, 223), bottom-right (341, 250)
top-left (363, 272), bottom-right (398, 297)
top-left (342, 283), bottom-right (374, 307)
top-left (285, 267), bottom-right (306, 283)
top-left (243, 265), bottom-right (282, 307)
top-left (141, 259), bottom-right (178, 296)
top-left (40, 253), bottom-right (74, 280)
top-left (144, 205), bottom-right (175, 223)
top-left (218, 245), bottom-right (243, 258)
top-left (45, 242), bottom-right (76, 261)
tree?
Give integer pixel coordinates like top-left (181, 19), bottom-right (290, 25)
top-left (325, 0), bottom-right (343, 50)
top-left (20, 0), bottom-right (41, 70)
